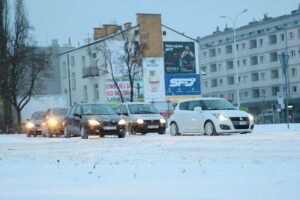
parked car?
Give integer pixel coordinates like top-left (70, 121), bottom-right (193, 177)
top-left (116, 102), bottom-right (167, 135)
top-left (25, 111), bottom-right (45, 137)
top-left (41, 107), bottom-right (68, 137)
top-left (169, 98), bottom-right (254, 136)
top-left (63, 103), bottom-right (127, 139)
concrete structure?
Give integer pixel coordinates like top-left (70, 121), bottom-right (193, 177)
top-left (198, 7), bottom-right (300, 123)
top-left (59, 14), bottom-right (200, 106)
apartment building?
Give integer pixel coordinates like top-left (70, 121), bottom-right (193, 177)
top-left (199, 7), bottom-right (300, 123)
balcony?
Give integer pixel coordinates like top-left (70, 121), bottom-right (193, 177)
top-left (82, 66), bottom-right (99, 78)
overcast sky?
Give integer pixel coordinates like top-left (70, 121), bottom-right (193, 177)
top-left (25, 0), bottom-right (299, 47)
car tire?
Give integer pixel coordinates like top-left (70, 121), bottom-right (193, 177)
top-left (170, 122), bottom-right (180, 136)
top-left (80, 127), bottom-right (88, 139)
top-left (204, 121), bottom-right (216, 136)
top-left (64, 127), bottom-right (71, 138)
top-left (118, 131), bottom-right (126, 138)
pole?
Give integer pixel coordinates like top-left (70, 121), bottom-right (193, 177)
top-left (232, 25), bottom-right (240, 108)
top-left (67, 54), bottom-right (72, 107)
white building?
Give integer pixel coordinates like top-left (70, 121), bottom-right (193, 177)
top-left (199, 7), bottom-right (300, 123)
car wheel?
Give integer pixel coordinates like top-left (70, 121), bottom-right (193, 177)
top-left (80, 127), bottom-right (88, 139)
top-left (118, 131), bottom-right (126, 138)
top-left (204, 121), bottom-right (216, 136)
top-left (64, 127), bottom-right (71, 138)
top-left (170, 122), bottom-right (180, 136)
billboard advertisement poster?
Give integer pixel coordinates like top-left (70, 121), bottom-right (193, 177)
top-left (105, 76), bottom-right (143, 103)
top-left (165, 74), bottom-right (201, 96)
top-left (143, 57), bottom-right (166, 102)
top-left (164, 42), bottom-right (196, 74)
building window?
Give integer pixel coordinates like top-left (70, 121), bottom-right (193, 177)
top-left (250, 56), bottom-right (258, 65)
top-left (225, 45), bottom-right (233, 54)
top-left (269, 34), bottom-right (277, 44)
top-left (244, 91), bottom-right (249, 98)
top-left (292, 86), bottom-right (297, 93)
top-left (260, 72), bottom-right (266, 80)
top-left (236, 44), bottom-right (239, 50)
top-left (201, 66), bottom-right (207, 74)
top-left (226, 60), bottom-right (234, 70)
top-left (71, 56), bottom-right (75, 67)
top-left (81, 56), bottom-right (86, 68)
top-left (290, 50), bottom-right (296, 58)
top-left (204, 81), bottom-right (208, 88)
top-left (71, 72), bottom-right (76, 90)
top-left (211, 79), bottom-right (218, 87)
top-left (227, 76), bottom-right (234, 85)
top-left (249, 39), bottom-right (257, 49)
top-left (280, 34), bottom-right (285, 42)
top-left (291, 68), bottom-right (297, 77)
top-left (243, 75), bottom-right (248, 83)
top-left (62, 61), bottom-right (67, 78)
top-left (242, 43), bottom-right (246, 49)
top-left (209, 49), bottom-right (216, 57)
top-left (259, 55), bottom-right (264, 64)
top-left (271, 69), bottom-right (279, 79)
top-left (210, 64), bottom-right (217, 73)
top-left (289, 32), bottom-right (295, 39)
top-left (261, 89), bottom-right (266, 97)
top-left (217, 48), bottom-right (221, 54)
top-left (219, 79), bottom-right (223, 86)
top-left (252, 89), bottom-right (260, 98)
top-left (270, 52), bottom-right (278, 62)
top-left (242, 59), bottom-right (247, 66)
top-left (94, 84), bottom-right (99, 101)
top-left (202, 51), bottom-right (207, 58)
top-left (237, 60), bottom-right (240, 67)
top-left (83, 85), bottom-right (88, 102)
top-left (259, 39), bottom-right (263, 47)
top-left (272, 87), bottom-right (280, 96)
top-left (251, 72), bottom-right (259, 82)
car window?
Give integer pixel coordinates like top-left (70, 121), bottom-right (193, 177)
top-left (51, 108), bottom-right (68, 116)
top-left (74, 106), bottom-right (81, 115)
top-left (69, 105), bottom-right (77, 116)
top-left (201, 99), bottom-right (236, 110)
top-left (82, 104), bottom-right (116, 115)
top-left (115, 105), bottom-right (122, 114)
top-left (122, 105), bottom-right (129, 115)
top-left (187, 100), bottom-right (201, 111)
top-left (179, 102), bottom-right (188, 110)
top-left (128, 104), bottom-right (158, 114)
top-left (31, 111), bottom-right (45, 120)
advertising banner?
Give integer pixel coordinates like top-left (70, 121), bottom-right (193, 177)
top-left (165, 74), bottom-right (201, 96)
top-left (105, 76), bottom-right (143, 103)
top-left (143, 57), bottom-right (166, 102)
top-left (164, 42), bottom-right (196, 74)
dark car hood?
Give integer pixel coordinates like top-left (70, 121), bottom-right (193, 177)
top-left (83, 115), bottom-right (121, 122)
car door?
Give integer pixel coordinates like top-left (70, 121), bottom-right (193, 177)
top-left (175, 101), bottom-right (194, 133)
top-left (187, 100), bottom-right (206, 134)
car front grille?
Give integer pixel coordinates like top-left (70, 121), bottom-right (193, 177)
top-left (144, 120), bottom-right (160, 125)
top-left (101, 121), bottom-right (118, 126)
top-left (229, 117), bottom-right (250, 129)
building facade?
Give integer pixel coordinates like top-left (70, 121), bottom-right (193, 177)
top-left (199, 8), bottom-right (300, 123)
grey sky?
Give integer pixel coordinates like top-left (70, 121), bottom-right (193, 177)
top-left (25, 0), bottom-right (299, 46)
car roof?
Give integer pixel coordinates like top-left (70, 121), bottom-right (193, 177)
top-left (177, 97), bottom-right (224, 103)
top-left (119, 102), bottom-right (152, 105)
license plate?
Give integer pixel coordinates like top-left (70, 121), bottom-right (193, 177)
top-left (103, 126), bottom-right (117, 130)
top-left (239, 121), bottom-right (247, 125)
top-left (148, 125), bottom-right (159, 129)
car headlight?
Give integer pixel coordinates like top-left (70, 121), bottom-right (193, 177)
top-left (88, 119), bottom-right (100, 126)
top-left (248, 114), bottom-right (254, 122)
top-left (26, 122), bottom-right (35, 129)
top-left (118, 119), bottom-right (126, 125)
top-left (213, 113), bottom-right (228, 121)
top-left (48, 118), bottom-right (58, 127)
top-left (160, 118), bottom-right (166, 124)
top-left (137, 119), bottom-right (144, 124)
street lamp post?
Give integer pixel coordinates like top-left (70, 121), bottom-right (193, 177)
top-left (220, 9), bottom-right (248, 108)
top-left (279, 52), bottom-right (290, 129)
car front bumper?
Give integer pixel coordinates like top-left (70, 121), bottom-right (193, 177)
top-left (213, 118), bottom-right (254, 134)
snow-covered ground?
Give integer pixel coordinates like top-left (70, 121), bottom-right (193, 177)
top-left (0, 124), bottom-right (300, 200)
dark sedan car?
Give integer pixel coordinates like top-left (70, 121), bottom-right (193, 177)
top-left (25, 111), bottom-right (45, 137)
top-left (63, 103), bottom-right (127, 139)
top-left (41, 107), bottom-right (68, 137)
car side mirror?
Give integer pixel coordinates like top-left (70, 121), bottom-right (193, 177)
top-left (194, 107), bottom-right (202, 112)
top-left (73, 113), bottom-right (82, 118)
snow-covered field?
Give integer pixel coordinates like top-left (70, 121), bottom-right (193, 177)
top-left (0, 124), bottom-right (300, 200)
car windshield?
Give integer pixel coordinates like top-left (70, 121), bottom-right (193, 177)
top-left (202, 99), bottom-right (236, 110)
top-left (31, 111), bottom-right (45, 120)
top-left (128, 104), bottom-right (159, 114)
top-left (52, 108), bottom-right (68, 116)
top-left (82, 104), bottom-right (116, 115)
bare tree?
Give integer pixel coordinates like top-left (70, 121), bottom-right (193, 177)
top-left (100, 29), bottom-right (142, 103)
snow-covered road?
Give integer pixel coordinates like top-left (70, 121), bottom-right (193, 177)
top-left (0, 124), bottom-right (300, 200)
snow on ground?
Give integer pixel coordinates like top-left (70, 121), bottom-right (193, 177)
top-left (0, 124), bottom-right (300, 200)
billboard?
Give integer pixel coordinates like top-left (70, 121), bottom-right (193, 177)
top-left (143, 57), bottom-right (166, 102)
top-left (165, 74), bottom-right (200, 96)
top-left (105, 76), bottom-right (143, 103)
top-left (164, 42), bottom-right (196, 74)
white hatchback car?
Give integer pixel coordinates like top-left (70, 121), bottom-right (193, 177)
top-left (169, 98), bottom-right (254, 136)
